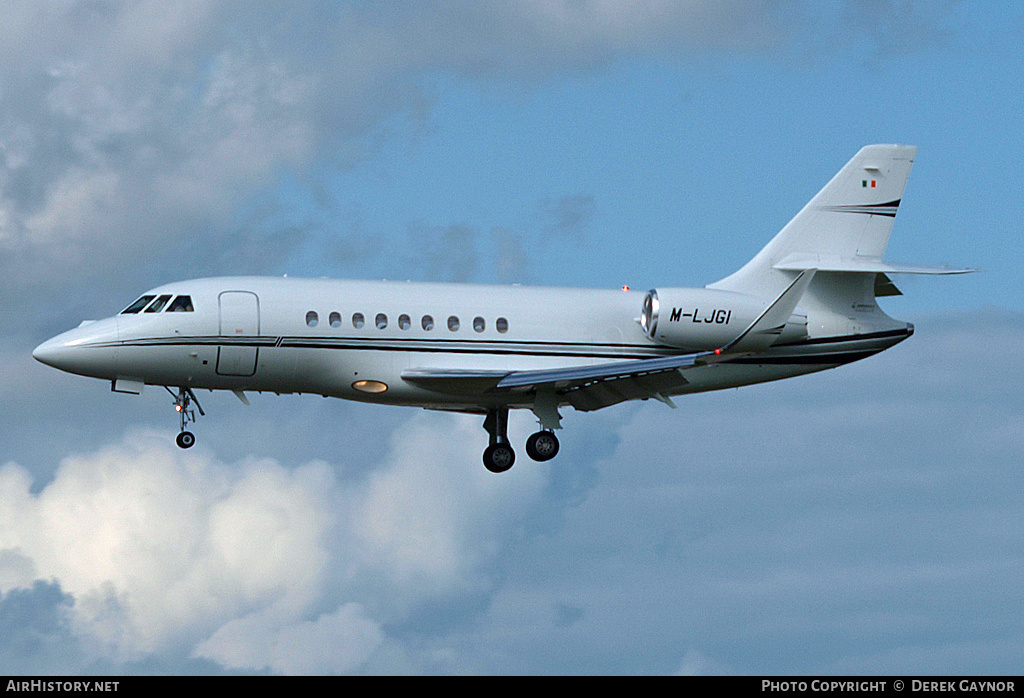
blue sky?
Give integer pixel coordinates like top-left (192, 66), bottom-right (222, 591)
top-left (1, 1), bottom-right (1022, 675)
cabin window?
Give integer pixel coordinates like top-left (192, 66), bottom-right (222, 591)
top-left (329, 312), bottom-right (342, 328)
top-left (306, 311), bottom-right (319, 328)
top-left (121, 295), bottom-right (155, 314)
top-left (352, 313), bottom-right (365, 328)
top-left (473, 316), bottom-right (485, 332)
top-left (422, 315), bottom-right (434, 331)
top-left (166, 295), bottom-right (194, 312)
top-left (447, 316), bottom-right (460, 331)
top-left (496, 317), bottom-right (509, 333)
top-left (375, 313), bottom-right (388, 330)
top-left (145, 295), bottom-right (173, 313)
top-left (398, 314), bottom-right (411, 330)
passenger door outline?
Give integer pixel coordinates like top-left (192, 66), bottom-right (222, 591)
top-left (216, 291), bottom-right (260, 377)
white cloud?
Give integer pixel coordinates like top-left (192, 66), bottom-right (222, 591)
top-left (346, 411), bottom-right (548, 614)
top-left (195, 602), bottom-right (384, 675)
top-left (0, 410), bottom-right (550, 673)
top-left (0, 431), bottom-right (337, 663)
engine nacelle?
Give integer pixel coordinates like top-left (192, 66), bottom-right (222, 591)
top-left (640, 287), bottom-right (807, 350)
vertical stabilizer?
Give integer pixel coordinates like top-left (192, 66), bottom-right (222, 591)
top-left (709, 144), bottom-right (916, 297)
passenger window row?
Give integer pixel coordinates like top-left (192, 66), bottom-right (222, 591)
top-left (121, 294), bottom-right (194, 314)
top-left (305, 311), bottom-right (508, 334)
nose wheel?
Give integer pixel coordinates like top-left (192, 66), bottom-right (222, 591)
top-left (166, 386), bottom-right (204, 449)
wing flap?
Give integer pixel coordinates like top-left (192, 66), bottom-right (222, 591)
top-left (561, 367), bottom-right (690, 412)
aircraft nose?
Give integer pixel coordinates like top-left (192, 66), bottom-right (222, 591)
top-left (32, 318), bottom-right (120, 377)
top-left (32, 336), bottom-right (67, 368)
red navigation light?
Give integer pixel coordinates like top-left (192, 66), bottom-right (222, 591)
top-left (714, 348), bottom-right (722, 355)
top-left (622, 285), bottom-right (630, 292)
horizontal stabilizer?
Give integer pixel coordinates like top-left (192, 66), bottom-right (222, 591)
top-left (774, 253), bottom-right (977, 275)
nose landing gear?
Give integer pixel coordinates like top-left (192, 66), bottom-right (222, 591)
top-left (166, 386), bottom-right (204, 449)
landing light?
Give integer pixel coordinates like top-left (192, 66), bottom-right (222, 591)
top-left (352, 380), bottom-right (388, 394)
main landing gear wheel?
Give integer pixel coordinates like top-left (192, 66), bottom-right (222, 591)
top-left (482, 408), bottom-right (515, 473)
top-left (483, 443), bottom-right (516, 473)
top-left (526, 430), bottom-right (559, 462)
top-left (176, 431), bottom-right (196, 449)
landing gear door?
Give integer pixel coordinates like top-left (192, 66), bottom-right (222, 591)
top-left (217, 291), bottom-right (260, 377)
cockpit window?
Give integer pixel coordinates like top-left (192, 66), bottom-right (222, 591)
top-left (121, 295), bottom-right (155, 314)
top-left (145, 295), bottom-right (172, 313)
top-left (166, 295), bottom-right (194, 312)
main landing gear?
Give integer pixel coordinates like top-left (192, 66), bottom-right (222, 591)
top-left (166, 386), bottom-right (204, 449)
top-left (525, 430), bottom-right (560, 462)
top-left (481, 408), bottom-right (560, 473)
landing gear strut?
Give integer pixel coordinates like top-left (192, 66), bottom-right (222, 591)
top-left (166, 386), bottom-right (204, 449)
top-left (482, 408), bottom-right (515, 473)
top-left (481, 410), bottom-right (563, 472)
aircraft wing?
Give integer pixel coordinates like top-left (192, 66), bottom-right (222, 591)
top-left (403, 269), bottom-right (818, 412)
top-left (402, 350), bottom-right (713, 412)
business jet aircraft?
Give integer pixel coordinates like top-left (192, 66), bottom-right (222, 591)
top-left (34, 145), bottom-right (972, 472)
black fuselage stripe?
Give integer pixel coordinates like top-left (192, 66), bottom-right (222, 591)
top-left (277, 342), bottom-right (655, 360)
top-left (786, 328), bottom-right (910, 346)
top-left (110, 335), bottom-right (662, 350)
top-left (728, 350), bottom-right (880, 365)
top-left (102, 337), bottom-right (889, 366)
top-left (92, 328), bottom-right (908, 365)
top-left (111, 337), bottom-right (663, 361)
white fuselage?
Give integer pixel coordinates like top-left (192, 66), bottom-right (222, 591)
top-left (33, 276), bottom-right (912, 412)
top-left (28, 145), bottom-right (965, 469)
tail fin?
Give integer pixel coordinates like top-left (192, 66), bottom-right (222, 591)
top-left (709, 144), bottom-right (916, 297)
